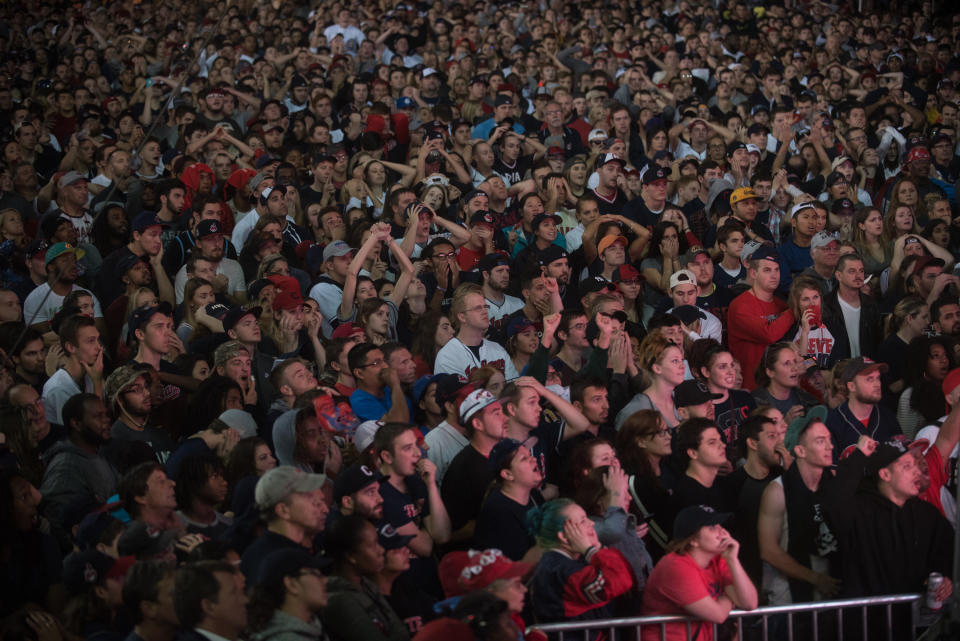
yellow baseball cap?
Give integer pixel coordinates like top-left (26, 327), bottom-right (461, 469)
top-left (729, 187), bottom-right (759, 207)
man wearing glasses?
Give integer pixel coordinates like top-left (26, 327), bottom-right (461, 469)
top-left (434, 284), bottom-right (519, 381)
top-left (103, 364), bottom-right (176, 464)
top-left (348, 342), bottom-right (410, 423)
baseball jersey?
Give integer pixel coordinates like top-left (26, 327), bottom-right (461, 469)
top-left (434, 337), bottom-right (520, 380)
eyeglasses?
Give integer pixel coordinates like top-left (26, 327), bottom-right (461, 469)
top-left (433, 251), bottom-right (456, 260)
top-left (467, 304), bottom-right (490, 313)
top-left (123, 385), bottom-right (148, 395)
top-left (358, 358), bottom-right (384, 369)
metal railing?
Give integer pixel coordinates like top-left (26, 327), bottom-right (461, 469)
top-left (529, 593), bottom-right (926, 641)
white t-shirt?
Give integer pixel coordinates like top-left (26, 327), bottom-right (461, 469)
top-left (837, 296), bottom-right (862, 357)
top-left (23, 284), bottom-right (104, 327)
top-left (792, 324), bottom-right (837, 369)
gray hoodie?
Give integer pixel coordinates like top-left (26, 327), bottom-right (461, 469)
top-left (40, 440), bottom-right (118, 524)
top-left (250, 610), bottom-right (328, 641)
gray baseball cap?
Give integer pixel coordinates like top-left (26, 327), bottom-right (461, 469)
top-left (255, 466), bottom-right (326, 511)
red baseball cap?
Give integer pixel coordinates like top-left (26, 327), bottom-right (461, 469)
top-left (438, 549), bottom-right (532, 598)
top-left (905, 147), bottom-right (931, 164)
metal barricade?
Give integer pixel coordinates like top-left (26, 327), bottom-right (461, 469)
top-left (529, 593), bottom-right (925, 641)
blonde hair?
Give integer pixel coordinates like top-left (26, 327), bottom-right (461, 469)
top-left (449, 283), bottom-right (483, 330)
top-left (637, 330), bottom-right (678, 372)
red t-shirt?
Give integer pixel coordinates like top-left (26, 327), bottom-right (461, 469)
top-left (728, 290), bottom-right (794, 390)
top-left (456, 245), bottom-right (485, 271)
top-left (640, 553), bottom-right (733, 641)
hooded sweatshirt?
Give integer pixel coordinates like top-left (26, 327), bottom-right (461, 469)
top-left (40, 440), bottom-right (118, 524)
top-left (250, 610), bottom-right (328, 641)
top-left (272, 409), bottom-right (310, 472)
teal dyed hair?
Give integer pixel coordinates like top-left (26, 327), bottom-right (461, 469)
top-left (526, 498), bottom-right (574, 548)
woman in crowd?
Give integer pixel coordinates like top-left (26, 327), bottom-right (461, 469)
top-left (883, 204), bottom-right (921, 240)
top-left (640, 221), bottom-right (686, 312)
top-left (616, 409), bottom-right (676, 561)
top-left (177, 277), bottom-right (215, 344)
top-left (687, 339), bottom-right (756, 451)
top-left (620, 332), bottom-right (684, 429)
top-left (469, 365), bottom-right (506, 398)
top-left (877, 296), bottom-right (930, 400)
top-left (225, 436), bottom-right (277, 514)
top-left (528, 499), bottom-right (634, 628)
top-left (321, 514), bottom-right (409, 641)
top-left (505, 317), bottom-right (540, 376)
top-left (752, 342), bottom-right (818, 422)
top-left (640, 505), bottom-right (758, 641)
top-left (897, 335), bottom-right (953, 438)
top-left (411, 312), bottom-right (455, 378)
top-left (853, 206), bottom-right (892, 276)
top-left (785, 276), bottom-right (834, 369)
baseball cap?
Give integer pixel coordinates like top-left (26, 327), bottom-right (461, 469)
top-left (580, 275), bottom-right (618, 295)
top-left (596, 153), bottom-right (625, 169)
top-left (45, 241), bottom-right (85, 266)
top-left (331, 322), bottom-right (365, 340)
top-left (378, 522), bottom-right (415, 550)
top-left (222, 305), bottom-right (262, 333)
top-left (532, 213), bottom-right (562, 230)
top-left (195, 219), bottom-right (223, 238)
top-left (116, 521), bottom-right (178, 558)
top-left (469, 211), bottom-right (496, 227)
top-left (255, 549), bottom-right (333, 590)
top-left (218, 409), bottom-right (258, 439)
top-left (63, 551), bottom-right (135, 594)
top-left (680, 247), bottom-right (710, 266)
top-left (128, 301), bottom-right (173, 334)
top-left (597, 235), bottom-right (627, 255)
top-left (790, 201), bottom-right (819, 219)
top-left (489, 437), bottom-right (536, 472)
top-left (547, 146), bottom-right (565, 159)
top-left (726, 141), bottom-right (747, 156)
top-left (905, 147), bottom-right (931, 164)
top-left (459, 388), bottom-right (500, 424)
top-left (729, 187), bottom-right (758, 206)
top-left (538, 244), bottom-right (568, 267)
top-left (745, 144), bottom-right (761, 155)
top-left (505, 316), bottom-right (537, 339)
top-left (588, 129), bottom-right (608, 142)
top-left (748, 245), bottom-right (780, 263)
top-left (412, 374), bottom-right (442, 404)
top-left (494, 94), bottom-right (513, 107)
top-left (840, 357), bottom-right (889, 385)
top-left (463, 189), bottom-right (488, 205)
top-left (322, 240), bottom-right (353, 262)
top-left (672, 504), bottom-right (732, 540)
top-left (353, 420), bottom-right (382, 453)
top-left (866, 440), bottom-right (913, 476)
top-left (642, 166), bottom-right (669, 184)
top-left (942, 368), bottom-right (960, 400)
top-left (672, 304), bottom-right (707, 326)
top-left (396, 96), bottom-right (415, 109)
top-left (333, 463), bottom-right (382, 502)
top-left (273, 287), bottom-right (303, 312)
top-left (674, 379), bottom-right (722, 407)
top-left (439, 549), bottom-right (533, 598)
top-left (810, 231), bottom-right (839, 251)
top-left (612, 264), bottom-right (641, 283)
top-left (25, 238), bottom-right (47, 260)
top-left (58, 170), bottom-right (87, 189)
top-left (255, 466), bottom-right (327, 511)
top-left (248, 278), bottom-right (274, 301)
top-left (117, 253), bottom-right (145, 276)
top-left (204, 302), bottom-right (230, 322)
top-left (669, 269), bottom-right (697, 290)
top-left (130, 211), bottom-right (163, 233)
top-left (76, 511), bottom-right (120, 551)
top-left (831, 155), bottom-right (855, 171)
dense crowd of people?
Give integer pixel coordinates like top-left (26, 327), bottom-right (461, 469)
top-left (1, 0), bottom-right (960, 640)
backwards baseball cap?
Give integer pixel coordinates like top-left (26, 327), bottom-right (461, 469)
top-left (784, 405), bottom-right (829, 453)
top-left (116, 521), bottom-right (179, 558)
top-left (333, 463), bottom-right (381, 502)
top-left (729, 187), bottom-right (758, 206)
top-left (439, 549), bottom-right (532, 598)
top-left (378, 522), bottom-right (415, 550)
top-left (538, 244), bottom-right (568, 267)
top-left (674, 380), bottom-right (722, 407)
top-left (866, 440), bottom-right (913, 476)
top-left (790, 201), bottom-right (819, 219)
top-left (840, 356), bottom-right (889, 384)
top-left (726, 141), bottom-right (747, 156)
top-left (672, 504), bottom-right (732, 540)
top-left (331, 322), bottom-right (365, 340)
top-left (222, 305), bottom-right (262, 333)
top-left (63, 551), bottom-right (135, 594)
top-left (128, 301), bottom-right (173, 334)
top-left (669, 269), bottom-right (697, 290)
top-left (255, 466), bottom-right (327, 511)
top-left (45, 241), bottom-right (85, 266)
top-left (612, 264), bottom-right (641, 283)
top-left (459, 388), bottom-right (501, 424)
top-left (580, 275), bottom-right (618, 295)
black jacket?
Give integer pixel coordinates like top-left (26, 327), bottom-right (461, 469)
top-left (820, 289), bottom-right (882, 367)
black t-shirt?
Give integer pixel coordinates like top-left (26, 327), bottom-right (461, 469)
top-left (473, 488), bottom-right (540, 561)
top-left (714, 390), bottom-right (758, 460)
top-left (441, 445), bottom-right (494, 531)
top-left (493, 155), bottom-right (533, 186)
top-left (624, 195), bottom-right (662, 227)
top-left (591, 187), bottom-right (630, 217)
top-left (722, 466), bottom-right (781, 585)
top-left (380, 474), bottom-right (431, 531)
top-left (673, 473), bottom-right (731, 513)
